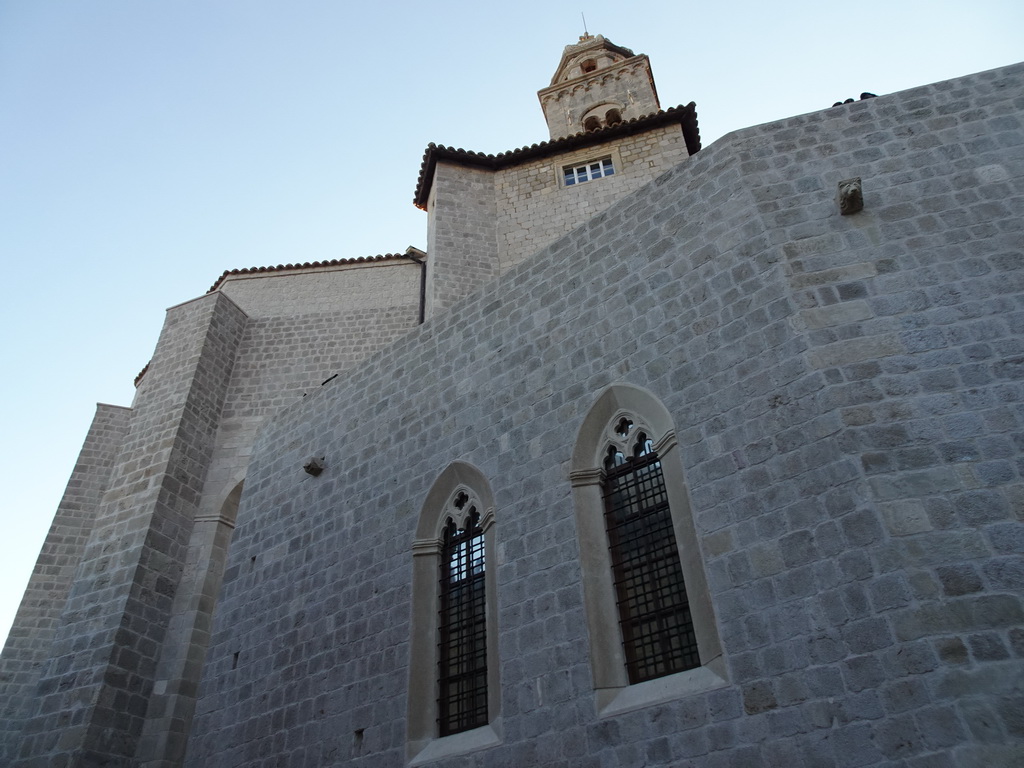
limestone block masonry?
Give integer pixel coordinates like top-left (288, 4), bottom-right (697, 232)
top-left (10, 292), bottom-right (249, 766)
top-left (495, 125), bottom-right (689, 271)
top-left (426, 164), bottom-right (499, 318)
top-left (2, 34), bottom-right (1023, 765)
top-left (426, 125), bottom-right (692, 316)
top-left (0, 403), bottom-right (129, 762)
top-left (182, 63), bottom-right (1024, 768)
top-left (0, 259), bottom-right (423, 766)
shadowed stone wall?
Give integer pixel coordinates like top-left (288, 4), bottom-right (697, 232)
top-left (185, 62), bottom-right (1024, 768)
top-left (1, 260), bottom-right (423, 766)
top-left (0, 404), bottom-right (130, 764)
top-left (11, 292), bottom-right (249, 767)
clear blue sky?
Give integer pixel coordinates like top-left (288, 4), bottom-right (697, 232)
top-left (1, 0), bottom-right (1020, 646)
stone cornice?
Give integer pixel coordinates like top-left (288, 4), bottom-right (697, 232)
top-left (538, 55), bottom-right (653, 106)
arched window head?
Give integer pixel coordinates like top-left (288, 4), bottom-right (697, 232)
top-left (581, 58), bottom-right (598, 74)
top-left (408, 463), bottom-right (500, 762)
top-left (570, 384), bottom-right (727, 716)
top-left (580, 103), bottom-right (621, 136)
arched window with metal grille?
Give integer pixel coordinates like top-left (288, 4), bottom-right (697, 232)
top-left (437, 505), bottom-right (488, 735)
top-left (408, 463), bottom-right (501, 763)
top-left (601, 426), bottom-right (700, 684)
top-left (570, 385), bottom-right (727, 716)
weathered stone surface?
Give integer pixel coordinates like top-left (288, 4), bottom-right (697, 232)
top-left (183, 60), bottom-right (1024, 768)
top-left (2, 46), bottom-right (1022, 768)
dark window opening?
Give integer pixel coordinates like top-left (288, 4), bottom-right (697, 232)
top-left (437, 510), bottom-right (488, 736)
top-left (581, 59), bottom-right (597, 73)
top-left (606, 108), bottom-right (622, 126)
top-left (602, 435), bottom-right (699, 684)
top-left (583, 115), bottom-right (602, 132)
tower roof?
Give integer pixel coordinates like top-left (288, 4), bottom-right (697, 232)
top-left (537, 34), bottom-right (662, 140)
top-left (548, 34), bottom-right (637, 86)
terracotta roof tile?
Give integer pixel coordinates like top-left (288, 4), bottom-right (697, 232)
top-left (134, 361), bottom-right (149, 388)
top-left (413, 102), bottom-right (700, 209)
top-left (205, 252), bottom-right (416, 294)
top-left (132, 251), bottom-right (425, 388)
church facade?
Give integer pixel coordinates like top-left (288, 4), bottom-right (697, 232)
top-left (2, 35), bottom-right (1023, 767)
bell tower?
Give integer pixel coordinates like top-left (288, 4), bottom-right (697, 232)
top-left (538, 34), bottom-right (661, 140)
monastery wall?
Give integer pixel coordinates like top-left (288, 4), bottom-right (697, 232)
top-left (0, 403), bottom-right (130, 762)
top-left (425, 164), bottom-right (499, 318)
top-left (184, 63), bottom-right (1024, 768)
top-left (10, 292), bottom-right (249, 766)
top-left (218, 260), bottom-right (420, 318)
top-left (202, 260), bottom-right (422, 522)
top-left (1, 261), bottom-right (423, 765)
top-left (427, 125), bottom-right (690, 315)
top-left (135, 264), bottom-right (422, 766)
top-left (495, 123), bottom-right (690, 274)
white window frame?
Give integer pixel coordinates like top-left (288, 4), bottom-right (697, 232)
top-left (563, 156), bottom-right (615, 186)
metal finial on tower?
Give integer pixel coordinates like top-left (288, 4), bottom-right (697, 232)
top-left (580, 13), bottom-right (592, 41)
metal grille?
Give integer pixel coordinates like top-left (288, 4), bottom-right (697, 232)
top-left (437, 511), bottom-right (488, 736)
top-left (603, 440), bottom-right (699, 683)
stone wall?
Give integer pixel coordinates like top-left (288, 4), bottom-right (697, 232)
top-left (425, 163), bottom-right (499, 318)
top-left (1, 259), bottom-right (423, 765)
top-left (11, 292), bottom-right (249, 767)
top-left (218, 260), bottom-right (420, 318)
top-left (426, 125), bottom-right (691, 316)
top-left (495, 124), bottom-right (690, 273)
top-left (134, 265), bottom-right (422, 767)
top-left (198, 262), bottom-right (422, 552)
top-left (185, 62), bottom-right (1024, 768)
top-left (0, 403), bottom-right (130, 763)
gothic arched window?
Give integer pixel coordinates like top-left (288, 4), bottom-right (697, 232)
top-left (602, 424), bottom-right (699, 683)
top-left (570, 385), bottom-right (727, 715)
top-left (437, 504), bottom-right (488, 735)
top-left (408, 463), bottom-right (500, 762)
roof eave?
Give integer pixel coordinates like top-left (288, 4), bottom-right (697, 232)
top-left (413, 102), bottom-right (700, 210)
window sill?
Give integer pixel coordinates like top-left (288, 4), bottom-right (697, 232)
top-left (595, 657), bottom-right (729, 718)
top-left (409, 721), bottom-right (502, 766)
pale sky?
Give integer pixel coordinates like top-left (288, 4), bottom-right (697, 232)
top-left (1, 0), bottom-right (1020, 646)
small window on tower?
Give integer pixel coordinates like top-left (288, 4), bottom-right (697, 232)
top-left (563, 157), bottom-right (615, 187)
top-left (581, 59), bottom-right (597, 73)
top-left (583, 116), bottom-right (602, 132)
top-left (605, 108), bottom-right (622, 126)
